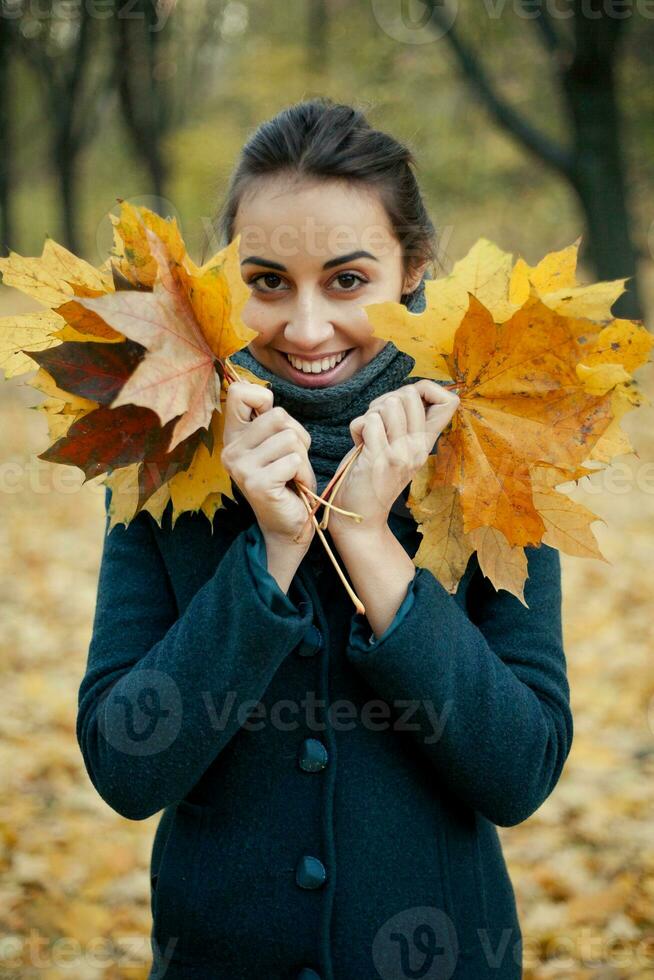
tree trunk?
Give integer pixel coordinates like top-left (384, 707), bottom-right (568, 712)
top-left (307, 0), bottom-right (329, 77)
top-left (146, 150), bottom-right (168, 209)
top-left (0, 22), bottom-right (13, 255)
top-left (422, 0), bottom-right (644, 322)
top-left (57, 137), bottom-right (79, 254)
top-left (562, 59), bottom-right (641, 319)
top-left (115, 11), bottom-right (169, 207)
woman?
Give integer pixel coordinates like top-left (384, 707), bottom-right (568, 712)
top-left (76, 98), bottom-right (573, 980)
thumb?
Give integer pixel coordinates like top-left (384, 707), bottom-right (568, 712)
top-left (223, 380), bottom-right (273, 441)
top-left (413, 379), bottom-right (460, 443)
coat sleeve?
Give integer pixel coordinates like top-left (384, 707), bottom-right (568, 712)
top-left (345, 542), bottom-right (573, 827)
top-left (76, 494), bottom-right (312, 821)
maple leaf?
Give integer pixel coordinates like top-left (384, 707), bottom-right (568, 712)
top-left (0, 202), bottom-right (266, 528)
top-left (101, 360), bottom-right (266, 532)
top-left (365, 238), bottom-right (653, 603)
top-left (75, 214), bottom-right (257, 454)
top-left (0, 239), bottom-right (118, 378)
top-left (26, 338), bottom-right (147, 405)
top-left (107, 198), bottom-right (187, 290)
top-left (363, 237), bottom-right (521, 381)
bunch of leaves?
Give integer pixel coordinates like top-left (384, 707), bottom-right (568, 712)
top-left (0, 201), bottom-right (267, 532)
top-left (362, 238), bottom-right (653, 604)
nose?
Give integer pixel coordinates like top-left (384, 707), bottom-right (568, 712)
top-left (283, 289), bottom-right (334, 352)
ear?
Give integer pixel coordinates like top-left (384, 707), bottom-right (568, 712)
top-left (402, 261), bottom-right (428, 296)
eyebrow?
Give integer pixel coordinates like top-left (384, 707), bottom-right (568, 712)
top-left (240, 250), bottom-right (379, 272)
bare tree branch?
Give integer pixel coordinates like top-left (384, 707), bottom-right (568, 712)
top-left (517, 0), bottom-right (573, 59)
top-left (423, 0), bottom-right (575, 179)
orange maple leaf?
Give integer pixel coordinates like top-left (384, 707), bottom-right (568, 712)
top-left (0, 202), bottom-right (265, 530)
top-left (76, 211), bottom-right (257, 455)
top-left (364, 238), bottom-right (653, 603)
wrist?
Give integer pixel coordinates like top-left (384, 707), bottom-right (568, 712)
top-left (328, 515), bottom-right (392, 548)
top-left (261, 531), bottom-right (312, 595)
top-left (327, 517), bottom-right (417, 638)
top-left (262, 527), bottom-right (313, 557)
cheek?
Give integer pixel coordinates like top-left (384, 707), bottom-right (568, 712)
top-left (357, 336), bottom-right (387, 360)
top-left (343, 308), bottom-right (379, 347)
top-left (240, 299), bottom-right (279, 344)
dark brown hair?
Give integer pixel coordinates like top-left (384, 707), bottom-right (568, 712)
top-left (202, 97), bottom-right (439, 299)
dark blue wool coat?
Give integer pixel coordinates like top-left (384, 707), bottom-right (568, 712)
top-left (77, 476), bottom-right (573, 980)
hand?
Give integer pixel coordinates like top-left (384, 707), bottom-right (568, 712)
top-left (220, 381), bottom-right (317, 552)
top-left (327, 379), bottom-right (460, 539)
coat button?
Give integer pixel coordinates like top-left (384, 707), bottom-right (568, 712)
top-left (298, 737), bottom-right (328, 773)
top-left (297, 970), bottom-right (321, 980)
top-left (295, 854), bottom-right (326, 889)
top-left (295, 624), bottom-right (323, 658)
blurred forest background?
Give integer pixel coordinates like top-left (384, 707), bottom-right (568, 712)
top-left (0, 1), bottom-right (653, 978)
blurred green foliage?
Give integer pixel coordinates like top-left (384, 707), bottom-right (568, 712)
top-left (7, 0), bottom-right (654, 290)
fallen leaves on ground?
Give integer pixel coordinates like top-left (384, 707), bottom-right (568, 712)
top-left (0, 269), bottom-right (653, 978)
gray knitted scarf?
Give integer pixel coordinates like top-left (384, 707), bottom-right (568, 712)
top-left (230, 273), bottom-right (428, 495)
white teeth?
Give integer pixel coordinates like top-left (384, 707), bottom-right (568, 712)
top-left (287, 350), bottom-right (347, 373)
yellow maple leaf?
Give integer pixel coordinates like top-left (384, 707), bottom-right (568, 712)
top-left (0, 203), bottom-right (266, 529)
top-left (364, 238), bottom-right (653, 602)
top-left (0, 236), bottom-right (120, 379)
top-left (76, 221), bottom-right (257, 454)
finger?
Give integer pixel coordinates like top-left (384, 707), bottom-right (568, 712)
top-left (422, 403), bottom-right (460, 457)
top-left (294, 449), bottom-right (316, 494)
top-left (350, 413), bottom-right (366, 446)
top-left (360, 411), bottom-right (388, 457)
top-left (425, 390), bottom-right (459, 428)
top-left (230, 402), bottom-right (312, 455)
top-left (247, 407), bottom-right (312, 453)
top-left (264, 447), bottom-right (315, 495)
top-left (402, 383), bottom-right (427, 438)
top-left (351, 407), bottom-right (397, 447)
top-left (249, 429), bottom-right (309, 473)
top-left (250, 430), bottom-right (316, 493)
top-left (412, 380), bottom-right (460, 434)
top-left (377, 395), bottom-right (407, 443)
top-left (222, 381), bottom-right (274, 444)
top-left (367, 390), bottom-right (394, 412)
top-left (264, 452), bottom-right (309, 491)
top-left (413, 378), bottom-right (460, 411)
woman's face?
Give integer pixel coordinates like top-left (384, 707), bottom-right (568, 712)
top-left (232, 176), bottom-right (425, 388)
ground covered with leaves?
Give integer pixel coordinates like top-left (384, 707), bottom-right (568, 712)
top-left (0, 296), bottom-right (652, 979)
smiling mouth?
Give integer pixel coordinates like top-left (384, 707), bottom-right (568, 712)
top-left (281, 349), bottom-right (353, 376)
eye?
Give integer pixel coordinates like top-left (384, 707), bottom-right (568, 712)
top-left (331, 271), bottom-right (368, 291)
top-left (248, 272), bottom-right (288, 293)
top-left (247, 270), bottom-right (368, 295)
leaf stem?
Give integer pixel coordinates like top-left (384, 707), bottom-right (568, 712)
top-left (319, 443), bottom-right (363, 502)
top-left (295, 481), bottom-right (363, 522)
top-left (319, 444), bottom-right (363, 530)
top-left (296, 486), bottom-right (365, 616)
